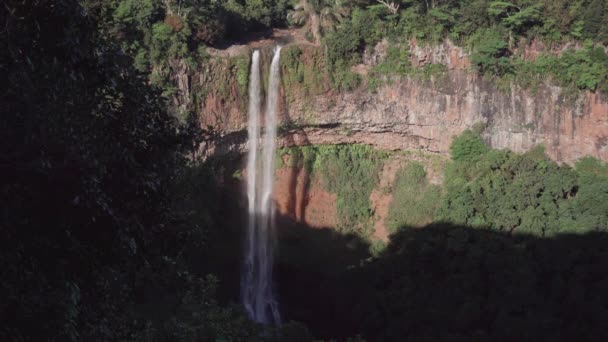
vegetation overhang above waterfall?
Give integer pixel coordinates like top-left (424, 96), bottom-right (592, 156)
top-left (93, 0), bottom-right (608, 114)
top-left (3, 0), bottom-right (608, 341)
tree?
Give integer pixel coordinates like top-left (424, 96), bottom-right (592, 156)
top-left (574, 157), bottom-right (608, 231)
top-left (1, 0), bottom-right (186, 338)
top-left (488, 1), bottom-right (542, 43)
top-left (375, 0), bottom-right (400, 14)
top-left (582, 0), bottom-right (605, 39)
top-left (470, 28), bottom-right (512, 75)
top-left (449, 129), bottom-right (489, 162)
top-left (288, 0), bottom-right (349, 44)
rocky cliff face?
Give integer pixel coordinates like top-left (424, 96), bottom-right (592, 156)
top-left (196, 35), bottom-right (608, 163)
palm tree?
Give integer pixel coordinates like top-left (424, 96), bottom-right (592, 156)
top-left (288, 0), bottom-right (349, 45)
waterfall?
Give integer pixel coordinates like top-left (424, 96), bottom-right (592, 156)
top-left (242, 47), bottom-right (282, 325)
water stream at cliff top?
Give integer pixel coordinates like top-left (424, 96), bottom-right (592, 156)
top-left (242, 47), bottom-right (282, 325)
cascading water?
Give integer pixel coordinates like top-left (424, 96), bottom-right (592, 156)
top-left (244, 50), bottom-right (261, 320)
top-left (242, 47), bottom-right (282, 325)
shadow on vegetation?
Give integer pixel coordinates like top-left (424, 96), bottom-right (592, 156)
top-left (274, 214), bottom-right (370, 338)
top-left (269, 218), bottom-right (608, 341)
top-left (157, 159), bottom-right (608, 341)
top-left (190, 146), bottom-right (608, 341)
top-left (215, 28), bottom-right (274, 49)
top-left (187, 135), bottom-right (608, 341)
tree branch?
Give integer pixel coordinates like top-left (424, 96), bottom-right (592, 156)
top-left (375, 0), bottom-right (399, 14)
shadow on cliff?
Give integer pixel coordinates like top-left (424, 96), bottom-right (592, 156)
top-left (271, 219), bottom-right (608, 342)
top-left (280, 132), bottom-right (314, 224)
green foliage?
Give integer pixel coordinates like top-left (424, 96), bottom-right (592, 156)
top-left (439, 131), bottom-right (607, 236)
top-left (101, 0), bottom-right (293, 114)
top-left (573, 157), bottom-right (608, 231)
top-left (449, 129), bottom-right (490, 162)
top-left (323, 6), bottom-right (403, 91)
top-left (330, 60), bottom-right (361, 91)
top-left (137, 274), bottom-right (260, 341)
top-left (350, 6), bottom-right (398, 46)
top-left (277, 145), bottom-right (319, 173)
top-left (367, 43), bottom-right (412, 92)
top-left (371, 43), bottom-right (410, 75)
top-left (113, 0), bottom-right (161, 28)
top-left (397, 3), bottom-right (457, 42)
top-left (551, 43), bottom-right (608, 91)
top-left (288, 0), bottom-right (349, 44)
top-left (316, 0), bottom-right (608, 91)
top-left (284, 45), bottom-right (304, 69)
top-left (469, 28), bottom-right (512, 76)
top-left (279, 145), bottom-right (385, 236)
top-left (511, 42), bottom-right (608, 91)
top-left (488, 2), bottom-right (543, 34)
top-left (398, 5), bottom-right (431, 40)
top-left (315, 145), bottom-right (386, 235)
top-left (1, 1), bottom-right (317, 340)
top-left (417, 62), bottom-right (448, 80)
top-left (107, 0), bottom-right (608, 106)
top-left (450, 0), bottom-right (491, 40)
top-left (369, 239), bottom-right (387, 257)
top-left (285, 0), bottom-right (608, 93)
top-left (582, 0), bottom-right (607, 40)
top-left (428, 7), bottom-right (457, 35)
top-left (150, 22), bottom-right (174, 62)
top-left (386, 162), bottom-right (442, 232)
top-left (223, 0), bottom-right (290, 31)
top-left (367, 43), bottom-right (448, 90)
top-left (279, 134), bottom-right (607, 241)
top-left (1, 0), bottom-right (206, 339)
top-left (325, 22), bottom-right (362, 67)
top-left (233, 55), bottom-right (251, 95)
top-left (134, 47), bottom-right (149, 71)
top-left (281, 46), bottom-right (326, 97)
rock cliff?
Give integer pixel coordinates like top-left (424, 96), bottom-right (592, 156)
top-left (193, 32), bottom-right (608, 163)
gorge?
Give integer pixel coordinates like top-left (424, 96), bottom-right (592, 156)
top-left (199, 31), bottom-right (608, 337)
top-left (185, 33), bottom-right (608, 238)
top-left (5, 1), bottom-right (608, 341)
top-left (206, 32), bottom-right (608, 336)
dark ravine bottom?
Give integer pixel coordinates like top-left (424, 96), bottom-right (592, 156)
top-left (201, 149), bottom-right (608, 341)
top-left (210, 193), bottom-right (608, 341)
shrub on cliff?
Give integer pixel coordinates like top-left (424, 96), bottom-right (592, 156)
top-left (386, 162), bottom-right (442, 232)
top-left (449, 129), bottom-right (490, 163)
top-left (439, 131), bottom-right (607, 236)
top-left (469, 28), bottom-right (512, 76)
top-left (573, 157), bottom-right (608, 231)
top-left (316, 145), bottom-right (386, 235)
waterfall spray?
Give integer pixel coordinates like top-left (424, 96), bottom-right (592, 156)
top-left (242, 47), bottom-right (282, 325)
